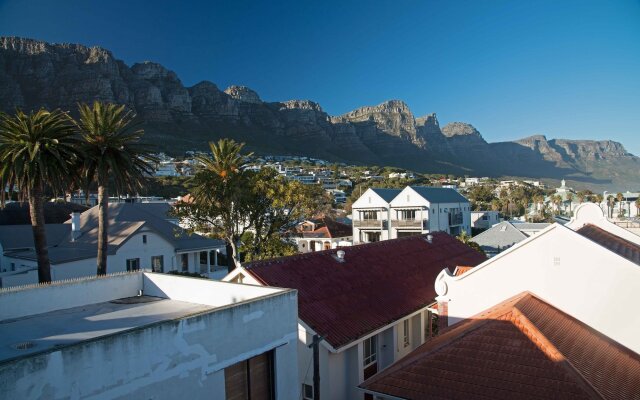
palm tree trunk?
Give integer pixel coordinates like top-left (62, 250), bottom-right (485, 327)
top-left (28, 185), bottom-right (52, 283)
top-left (96, 184), bottom-right (108, 275)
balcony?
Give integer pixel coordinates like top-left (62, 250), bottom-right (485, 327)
top-left (449, 213), bottom-right (463, 226)
top-left (391, 219), bottom-right (428, 229)
top-left (353, 220), bottom-right (386, 229)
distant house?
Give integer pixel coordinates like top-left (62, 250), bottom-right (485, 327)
top-left (294, 217), bottom-right (352, 252)
top-left (351, 186), bottom-right (471, 244)
top-left (471, 221), bottom-right (550, 257)
top-left (0, 271), bottom-right (299, 399)
top-left (360, 202), bottom-right (640, 399)
top-left (223, 234), bottom-right (486, 400)
top-left (0, 203), bottom-right (225, 287)
top-left (470, 210), bottom-right (500, 229)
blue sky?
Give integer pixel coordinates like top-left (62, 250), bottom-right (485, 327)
top-left (1, 0), bottom-right (639, 153)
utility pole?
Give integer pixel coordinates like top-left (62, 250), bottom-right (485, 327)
top-left (308, 334), bottom-right (324, 400)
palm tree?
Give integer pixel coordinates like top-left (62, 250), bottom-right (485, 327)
top-left (616, 192), bottom-right (624, 218)
top-left (636, 198), bottom-right (640, 217)
top-left (0, 109), bottom-right (79, 283)
top-left (75, 102), bottom-right (156, 275)
top-left (607, 195), bottom-right (615, 218)
top-left (577, 192), bottom-right (585, 204)
top-left (566, 192), bottom-right (574, 215)
top-left (192, 139), bottom-right (253, 269)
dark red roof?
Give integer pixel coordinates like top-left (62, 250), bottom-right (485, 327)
top-left (576, 224), bottom-right (640, 265)
top-left (245, 233), bottom-right (486, 349)
top-left (361, 292), bottom-right (640, 400)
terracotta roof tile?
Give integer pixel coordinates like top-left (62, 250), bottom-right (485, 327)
top-left (245, 233), bottom-right (486, 349)
top-left (361, 292), bottom-right (640, 400)
top-left (576, 224), bottom-right (640, 265)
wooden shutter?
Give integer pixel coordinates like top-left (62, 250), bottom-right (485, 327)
top-left (225, 360), bottom-right (248, 400)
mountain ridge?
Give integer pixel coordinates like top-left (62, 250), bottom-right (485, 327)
top-left (0, 36), bottom-right (638, 190)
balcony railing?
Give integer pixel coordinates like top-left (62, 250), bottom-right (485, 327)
top-left (353, 220), bottom-right (386, 229)
top-left (391, 219), bottom-right (427, 229)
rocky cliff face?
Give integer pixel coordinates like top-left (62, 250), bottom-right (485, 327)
top-left (0, 37), bottom-right (638, 189)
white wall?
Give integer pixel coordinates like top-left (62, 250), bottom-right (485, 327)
top-left (0, 284), bottom-right (299, 400)
top-left (436, 223), bottom-right (640, 354)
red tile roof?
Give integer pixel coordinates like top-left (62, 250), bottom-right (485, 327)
top-left (361, 292), bottom-right (640, 400)
top-left (300, 217), bottom-right (352, 239)
top-left (453, 265), bottom-right (473, 276)
top-left (245, 233), bottom-right (486, 349)
top-left (576, 224), bottom-right (640, 265)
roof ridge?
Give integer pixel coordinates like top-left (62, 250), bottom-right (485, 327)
top-left (246, 233), bottom-right (439, 269)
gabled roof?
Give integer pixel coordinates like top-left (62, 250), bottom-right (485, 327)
top-left (369, 188), bottom-right (402, 203)
top-left (361, 292), bottom-right (640, 400)
top-left (6, 203), bottom-right (223, 264)
top-left (576, 223), bottom-right (640, 265)
top-left (0, 224), bottom-right (71, 251)
top-left (409, 186), bottom-right (469, 203)
top-left (244, 233), bottom-right (486, 349)
top-left (472, 221), bottom-right (528, 252)
top-left (0, 202), bottom-right (88, 225)
top-left (510, 222), bottom-right (552, 231)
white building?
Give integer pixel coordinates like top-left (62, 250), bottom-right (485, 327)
top-left (0, 271), bottom-right (298, 399)
top-left (294, 217), bottom-right (352, 253)
top-left (351, 186), bottom-right (471, 244)
top-left (223, 233), bottom-right (486, 400)
top-left (470, 210), bottom-right (501, 229)
top-left (0, 203), bottom-right (226, 287)
top-left (435, 202), bottom-right (640, 354)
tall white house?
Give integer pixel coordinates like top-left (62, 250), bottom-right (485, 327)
top-left (351, 186), bottom-right (471, 244)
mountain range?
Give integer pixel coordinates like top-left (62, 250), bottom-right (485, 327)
top-left (1, 37), bottom-right (638, 190)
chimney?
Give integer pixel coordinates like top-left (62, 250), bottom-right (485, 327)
top-left (71, 212), bottom-right (81, 241)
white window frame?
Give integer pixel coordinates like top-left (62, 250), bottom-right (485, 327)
top-left (363, 335), bottom-right (377, 367)
top-left (302, 383), bottom-right (313, 400)
top-left (403, 319), bottom-right (410, 348)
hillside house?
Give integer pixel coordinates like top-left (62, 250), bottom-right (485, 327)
top-left (294, 217), bottom-right (352, 252)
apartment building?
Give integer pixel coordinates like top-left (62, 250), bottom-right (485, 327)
top-left (351, 186), bottom-right (471, 244)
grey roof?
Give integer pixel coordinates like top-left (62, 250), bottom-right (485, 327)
top-left (510, 222), bottom-right (552, 231)
top-left (409, 186), bottom-right (469, 203)
top-left (472, 221), bottom-right (528, 254)
top-left (4, 203), bottom-right (224, 264)
top-left (0, 225), bottom-right (71, 251)
top-left (370, 188), bottom-right (402, 202)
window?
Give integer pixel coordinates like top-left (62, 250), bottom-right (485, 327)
top-left (481, 215), bottom-right (488, 220)
top-left (126, 258), bottom-right (140, 272)
top-left (361, 210), bottom-right (379, 220)
top-left (399, 210), bottom-right (416, 220)
top-left (302, 383), bottom-right (313, 400)
top-left (403, 319), bottom-right (410, 348)
top-left (142, 234), bottom-right (147, 244)
top-left (151, 256), bottom-right (164, 273)
top-left (224, 351), bottom-right (274, 400)
top-left (180, 254), bottom-right (189, 272)
top-left (363, 335), bottom-right (377, 367)
top-left (363, 231), bottom-right (381, 243)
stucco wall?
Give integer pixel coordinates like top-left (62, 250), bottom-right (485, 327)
top-left (0, 283), bottom-right (298, 400)
top-left (437, 224), bottom-right (640, 353)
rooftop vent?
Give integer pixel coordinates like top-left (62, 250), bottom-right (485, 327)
top-left (334, 250), bottom-right (346, 262)
top-left (426, 234), bottom-right (433, 243)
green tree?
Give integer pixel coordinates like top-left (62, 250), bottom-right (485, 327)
top-left (566, 192), bottom-right (574, 214)
top-left (174, 140), bottom-right (329, 269)
top-left (636, 198), bottom-right (640, 217)
top-left (456, 231), bottom-right (485, 257)
top-left (0, 109), bottom-right (80, 283)
top-left (75, 101), bottom-right (156, 275)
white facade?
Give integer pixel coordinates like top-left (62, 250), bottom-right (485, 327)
top-left (471, 210), bottom-right (501, 229)
top-left (352, 187), bottom-right (471, 244)
top-left (223, 268), bottom-right (436, 400)
top-left (435, 203), bottom-right (640, 354)
top-left (0, 229), bottom-right (226, 288)
top-left (0, 271), bottom-right (299, 399)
